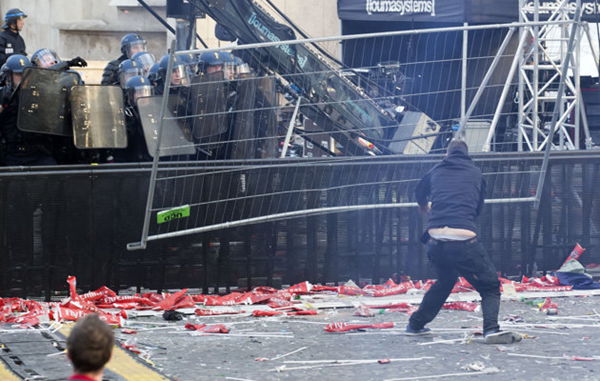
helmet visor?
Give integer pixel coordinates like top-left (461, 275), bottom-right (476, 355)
top-left (206, 64), bottom-right (223, 74)
top-left (223, 62), bottom-right (236, 80)
top-left (136, 53), bottom-right (156, 74)
top-left (11, 72), bottom-right (23, 87)
top-left (236, 63), bottom-right (251, 76)
top-left (34, 49), bottom-right (60, 68)
top-left (133, 85), bottom-right (153, 103)
top-left (171, 65), bottom-right (190, 86)
top-left (127, 41), bottom-right (147, 58)
top-left (119, 68), bottom-right (143, 88)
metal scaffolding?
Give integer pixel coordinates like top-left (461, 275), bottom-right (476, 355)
top-left (517, 0), bottom-right (594, 151)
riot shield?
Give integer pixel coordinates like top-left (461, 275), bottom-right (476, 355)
top-left (17, 68), bottom-right (80, 136)
top-left (188, 72), bottom-right (228, 142)
top-left (137, 96), bottom-right (196, 158)
top-left (70, 85), bottom-right (128, 149)
top-left (255, 77), bottom-right (278, 158)
top-left (229, 77), bottom-right (258, 159)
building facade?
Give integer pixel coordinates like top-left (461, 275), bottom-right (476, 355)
top-left (0, 0), bottom-right (340, 83)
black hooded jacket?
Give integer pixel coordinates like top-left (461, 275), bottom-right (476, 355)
top-left (101, 54), bottom-right (127, 85)
top-left (415, 146), bottom-right (486, 233)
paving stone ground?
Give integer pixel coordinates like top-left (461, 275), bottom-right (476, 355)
top-left (2, 294), bottom-right (599, 380)
top-left (120, 296), bottom-right (600, 381)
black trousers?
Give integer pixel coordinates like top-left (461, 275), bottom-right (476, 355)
top-left (409, 239), bottom-right (501, 334)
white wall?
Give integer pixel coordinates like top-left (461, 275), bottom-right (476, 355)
top-left (0, 0), bottom-right (168, 61)
top-left (0, 0), bottom-right (340, 81)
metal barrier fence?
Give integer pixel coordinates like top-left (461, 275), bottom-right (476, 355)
top-left (128, 19), bottom-right (590, 250)
top-left (1, 152), bottom-right (599, 298)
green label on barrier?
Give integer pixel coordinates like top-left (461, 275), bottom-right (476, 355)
top-left (157, 205), bottom-right (190, 224)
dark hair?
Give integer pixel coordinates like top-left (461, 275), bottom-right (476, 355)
top-left (67, 314), bottom-right (114, 373)
top-left (447, 139), bottom-right (469, 155)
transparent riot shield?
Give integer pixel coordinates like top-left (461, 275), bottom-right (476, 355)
top-left (137, 96), bottom-right (196, 158)
top-left (17, 68), bottom-right (80, 136)
top-left (70, 85), bottom-right (128, 149)
top-left (188, 72), bottom-right (228, 142)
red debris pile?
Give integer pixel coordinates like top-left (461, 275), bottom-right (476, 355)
top-left (324, 321), bottom-right (395, 333)
top-left (442, 302), bottom-right (480, 312)
top-left (184, 323), bottom-right (230, 333)
top-left (0, 271), bottom-right (582, 328)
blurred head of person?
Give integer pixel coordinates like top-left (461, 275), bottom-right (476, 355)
top-left (125, 75), bottom-right (153, 106)
top-left (120, 33), bottom-right (147, 59)
top-left (3, 8), bottom-right (27, 32)
top-left (132, 51), bottom-right (156, 76)
top-left (118, 59), bottom-right (144, 89)
top-left (0, 54), bottom-right (30, 88)
top-left (158, 54), bottom-right (191, 87)
top-left (199, 52), bottom-right (224, 75)
top-left (66, 314), bottom-right (114, 380)
top-left (31, 48), bottom-right (61, 68)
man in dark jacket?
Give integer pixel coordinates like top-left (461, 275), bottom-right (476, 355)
top-left (101, 33), bottom-right (147, 85)
top-left (406, 139), bottom-right (521, 344)
top-left (0, 8), bottom-right (27, 66)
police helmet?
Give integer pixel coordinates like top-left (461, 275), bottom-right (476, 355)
top-left (132, 51), bottom-right (156, 75)
top-left (158, 54), bottom-right (191, 86)
top-left (125, 75), bottom-right (153, 105)
top-left (3, 54), bottom-right (30, 73)
top-left (31, 48), bottom-right (61, 68)
top-left (179, 53), bottom-right (199, 75)
top-left (220, 51), bottom-right (235, 63)
top-left (120, 33), bottom-right (147, 58)
top-left (199, 52), bottom-right (224, 66)
top-left (0, 54), bottom-right (30, 88)
top-left (118, 59), bottom-right (143, 88)
top-left (3, 8), bottom-right (27, 29)
top-left (147, 62), bottom-right (160, 82)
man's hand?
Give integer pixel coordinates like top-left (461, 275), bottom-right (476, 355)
top-left (68, 56), bottom-right (88, 67)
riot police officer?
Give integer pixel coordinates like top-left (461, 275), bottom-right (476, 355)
top-left (132, 51), bottom-right (155, 76)
top-left (154, 54), bottom-right (192, 94)
top-left (180, 53), bottom-right (199, 77)
top-left (0, 55), bottom-right (56, 166)
top-left (199, 51), bottom-right (224, 75)
top-left (101, 33), bottom-right (147, 85)
top-left (113, 75), bottom-right (153, 162)
top-left (0, 8), bottom-right (27, 66)
top-left (31, 48), bottom-right (87, 74)
top-left (31, 48), bottom-right (87, 71)
top-left (147, 62), bottom-right (160, 88)
top-left (220, 51), bottom-right (236, 81)
top-left (118, 59), bottom-right (144, 88)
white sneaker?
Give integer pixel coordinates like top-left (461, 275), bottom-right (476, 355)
top-left (484, 330), bottom-right (522, 344)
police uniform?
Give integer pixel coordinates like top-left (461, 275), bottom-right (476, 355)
top-left (101, 54), bottom-right (127, 86)
top-left (0, 11), bottom-right (27, 66)
top-left (0, 54), bottom-right (56, 166)
top-left (102, 34), bottom-right (147, 86)
top-left (0, 86), bottom-right (56, 166)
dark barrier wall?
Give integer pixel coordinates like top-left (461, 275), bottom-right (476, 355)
top-left (1, 152), bottom-right (599, 298)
